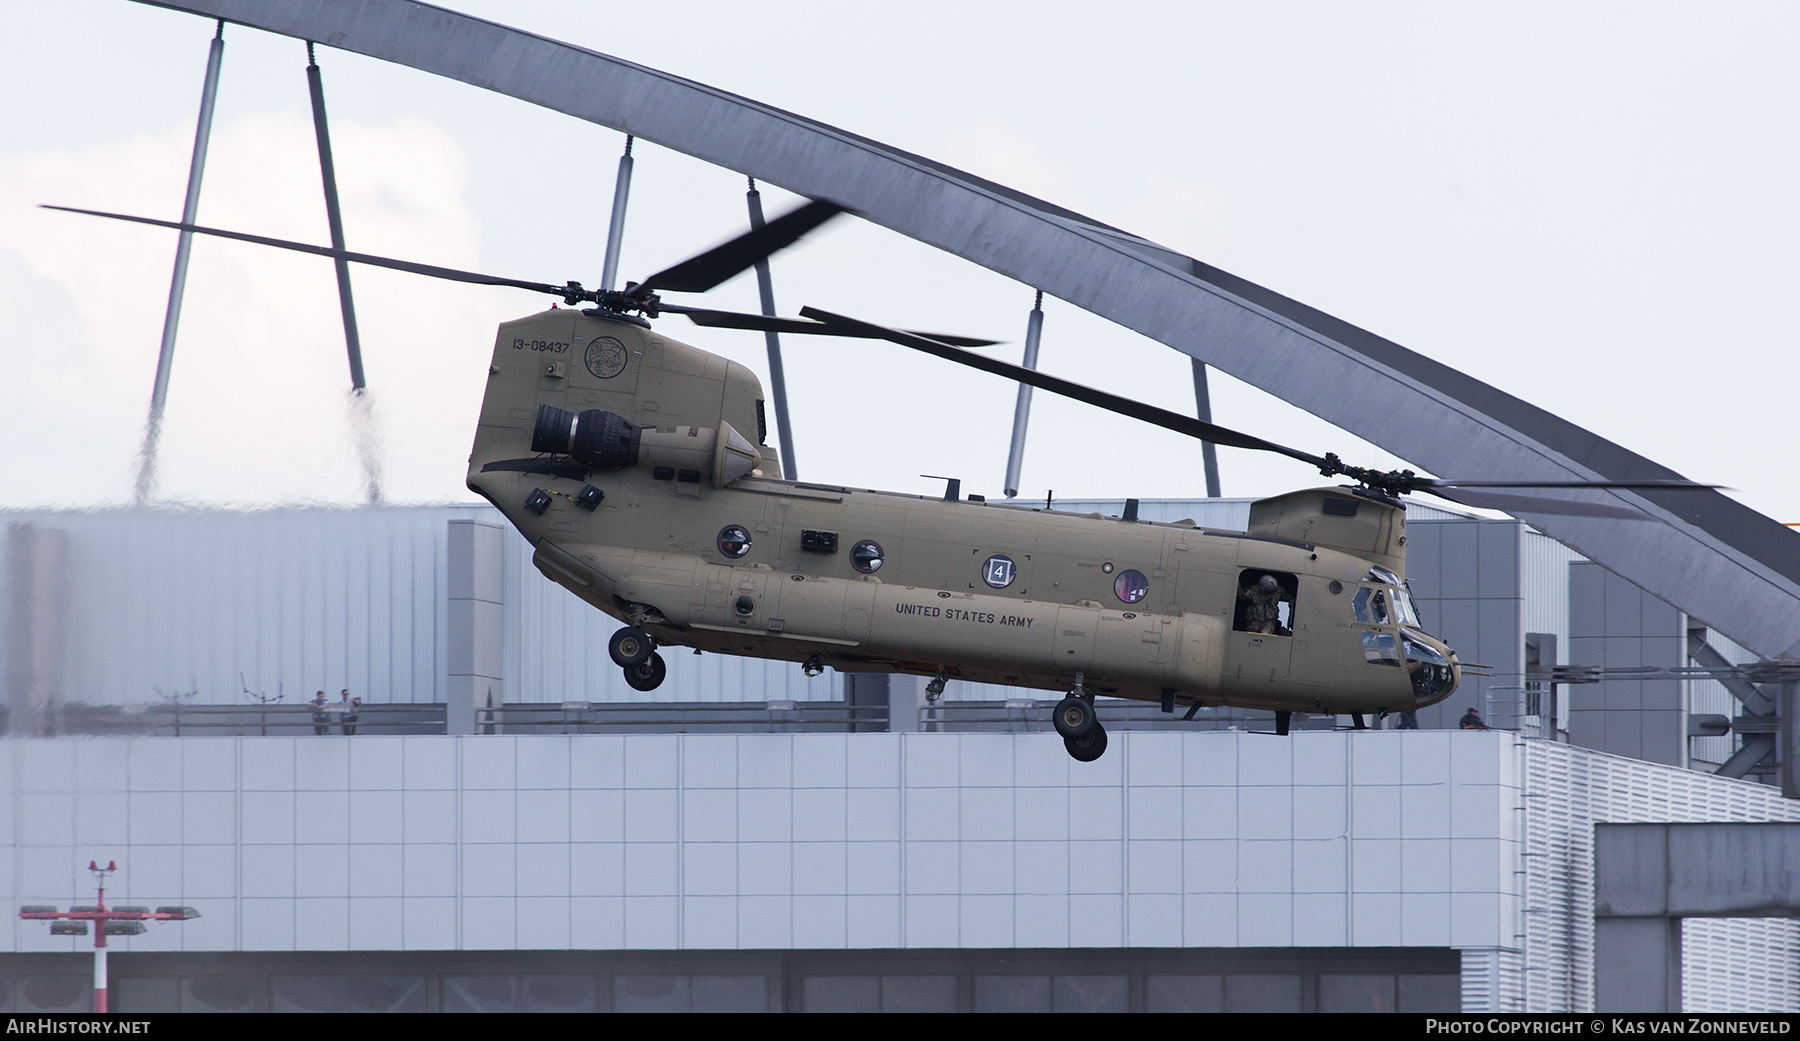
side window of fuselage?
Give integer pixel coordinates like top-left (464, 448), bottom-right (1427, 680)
top-left (1233, 569), bottom-right (1298, 636)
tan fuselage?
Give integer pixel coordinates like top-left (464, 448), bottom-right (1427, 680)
top-left (468, 308), bottom-right (1456, 716)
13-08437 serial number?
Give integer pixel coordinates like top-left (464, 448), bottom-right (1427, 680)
top-left (512, 338), bottom-right (570, 352)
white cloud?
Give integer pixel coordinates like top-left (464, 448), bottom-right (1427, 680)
top-left (0, 110), bottom-right (505, 507)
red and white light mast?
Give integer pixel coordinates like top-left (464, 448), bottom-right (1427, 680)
top-left (18, 860), bottom-right (199, 1013)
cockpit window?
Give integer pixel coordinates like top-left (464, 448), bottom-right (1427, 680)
top-left (1353, 586), bottom-right (1391, 625)
top-left (1361, 629), bottom-right (1401, 667)
top-left (1234, 569), bottom-right (1297, 636)
top-left (1392, 584), bottom-right (1420, 626)
top-left (1364, 566), bottom-right (1402, 586)
top-left (1353, 574), bottom-right (1420, 627)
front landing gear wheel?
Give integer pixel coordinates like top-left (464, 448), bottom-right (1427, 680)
top-left (1052, 695), bottom-right (1096, 740)
top-left (609, 627), bottom-right (654, 668)
top-left (1065, 721), bottom-right (1108, 762)
top-left (623, 651), bottom-right (667, 692)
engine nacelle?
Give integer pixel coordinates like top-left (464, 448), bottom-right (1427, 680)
top-left (531, 405), bottom-right (759, 487)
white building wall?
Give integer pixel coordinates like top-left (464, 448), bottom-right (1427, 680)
top-left (2, 731), bottom-right (1517, 956)
top-left (5, 730), bottom-right (1792, 1011)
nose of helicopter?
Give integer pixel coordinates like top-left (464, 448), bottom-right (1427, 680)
top-left (1402, 629), bottom-right (1460, 706)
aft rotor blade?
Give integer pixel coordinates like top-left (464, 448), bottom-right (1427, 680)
top-left (632, 199), bottom-right (843, 297)
top-left (43, 205), bottom-right (578, 298)
top-left (669, 303), bottom-right (998, 347)
top-left (799, 306), bottom-right (1330, 469)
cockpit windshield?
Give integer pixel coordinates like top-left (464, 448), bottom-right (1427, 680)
top-left (1354, 568), bottom-right (1455, 701)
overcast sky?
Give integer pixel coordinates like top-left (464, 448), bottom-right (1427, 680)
top-left (3, 1), bottom-right (1796, 525)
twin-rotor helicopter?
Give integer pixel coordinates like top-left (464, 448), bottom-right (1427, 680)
top-left (52, 198), bottom-right (1707, 760)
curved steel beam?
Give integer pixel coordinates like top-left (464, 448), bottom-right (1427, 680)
top-left (136, 0), bottom-right (1800, 658)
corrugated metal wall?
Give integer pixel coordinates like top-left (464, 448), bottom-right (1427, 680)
top-left (0, 505), bottom-right (845, 709)
top-left (2, 507), bottom-right (458, 706)
top-left (1519, 739), bottom-right (1800, 1012)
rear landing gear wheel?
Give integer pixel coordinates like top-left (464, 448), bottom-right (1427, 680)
top-left (609, 627), bottom-right (654, 668)
top-left (1052, 695), bottom-right (1096, 740)
top-left (623, 651), bottom-right (667, 692)
top-left (1065, 721), bottom-right (1108, 762)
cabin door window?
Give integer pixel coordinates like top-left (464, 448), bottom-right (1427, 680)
top-left (1233, 569), bottom-right (1297, 636)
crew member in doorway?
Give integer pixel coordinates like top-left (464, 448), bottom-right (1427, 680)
top-left (1239, 574), bottom-right (1284, 635)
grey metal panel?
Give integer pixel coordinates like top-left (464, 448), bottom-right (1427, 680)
top-left (1569, 564), bottom-right (1605, 640)
top-left (1594, 823), bottom-right (1672, 917)
top-left (1435, 519), bottom-right (1481, 602)
top-left (1402, 523), bottom-right (1442, 600)
top-left (1594, 917), bottom-right (1681, 1013)
top-left (133, 0), bottom-right (1800, 660)
top-left (1605, 571), bottom-right (1650, 639)
top-left (1475, 598), bottom-right (1522, 679)
top-left (1476, 522), bottom-right (1522, 601)
top-left (1641, 711), bottom-right (1685, 768)
top-left (1598, 822), bottom-right (1800, 920)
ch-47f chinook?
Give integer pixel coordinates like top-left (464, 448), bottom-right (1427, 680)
top-left (51, 199), bottom-right (1708, 760)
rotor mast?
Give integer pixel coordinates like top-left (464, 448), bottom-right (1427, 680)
top-left (600, 136), bottom-right (634, 293)
top-left (1002, 290), bottom-right (1045, 498)
top-left (747, 178), bottom-right (800, 480)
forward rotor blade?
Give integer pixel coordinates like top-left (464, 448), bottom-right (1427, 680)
top-left (43, 205), bottom-right (576, 298)
top-left (633, 199), bottom-right (843, 297)
top-left (1416, 475), bottom-right (1718, 519)
top-left (668, 303), bottom-right (997, 347)
top-left (1421, 486), bottom-right (1651, 520)
top-left (1424, 478), bottom-right (1720, 491)
top-left (798, 307), bottom-right (1329, 469)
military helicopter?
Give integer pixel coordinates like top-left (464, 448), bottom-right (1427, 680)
top-left (49, 199), bottom-right (1707, 761)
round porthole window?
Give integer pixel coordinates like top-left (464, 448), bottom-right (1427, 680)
top-left (851, 539), bottom-right (884, 574)
top-left (1113, 569), bottom-right (1149, 604)
top-left (717, 524), bottom-right (752, 559)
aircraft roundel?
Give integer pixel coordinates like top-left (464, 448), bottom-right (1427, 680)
top-left (585, 336), bottom-right (629, 379)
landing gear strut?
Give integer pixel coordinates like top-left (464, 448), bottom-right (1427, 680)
top-left (623, 651), bottom-right (667, 692)
top-left (1053, 672), bottom-right (1107, 761)
top-left (610, 626), bottom-right (667, 691)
